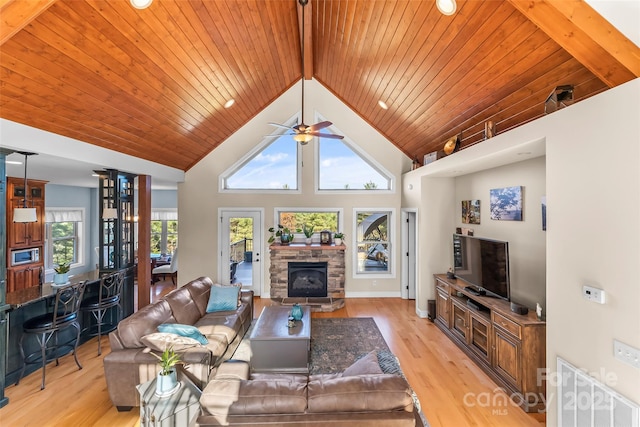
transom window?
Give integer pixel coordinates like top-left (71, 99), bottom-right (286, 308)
top-left (354, 209), bottom-right (393, 276)
top-left (317, 136), bottom-right (392, 191)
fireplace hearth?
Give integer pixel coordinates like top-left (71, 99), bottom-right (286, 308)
top-left (288, 262), bottom-right (328, 298)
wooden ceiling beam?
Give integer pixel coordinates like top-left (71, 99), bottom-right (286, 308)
top-left (297, 0), bottom-right (313, 79)
top-left (507, 0), bottom-right (639, 88)
top-left (0, 0), bottom-right (56, 46)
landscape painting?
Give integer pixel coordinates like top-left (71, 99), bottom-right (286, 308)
top-left (490, 186), bottom-right (523, 221)
top-left (461, 200), bottom-right (481, 224)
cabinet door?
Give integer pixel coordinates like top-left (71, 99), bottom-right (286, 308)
top-left (492, 327), bottom-right (522, 390)
top-left (451, 299), bottom-right (468, 342)
top-left (27, 200), bottom-right (45, 245)
top-left (435, 286), bottom-right (450, 328)
top-left (469, 311), bottom-right (491, 363)
top-left (7, 265), bottom-right (42, 292)
top-left (7, 199), bottom-right (44, 247)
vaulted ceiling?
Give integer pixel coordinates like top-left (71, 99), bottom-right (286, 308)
top-left (1, 0), bottom-right (638, 172)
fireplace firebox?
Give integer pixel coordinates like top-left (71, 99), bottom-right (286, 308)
top-left (288, 262), bottom-right (328, 298)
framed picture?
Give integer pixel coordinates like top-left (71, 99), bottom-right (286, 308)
top-left (461, 200), bottom-right (480, 224)
top-left (490, 186), bottom-right (523, 221)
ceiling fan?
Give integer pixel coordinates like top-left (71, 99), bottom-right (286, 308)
top-left (267, 0), bottom-right (344, 145)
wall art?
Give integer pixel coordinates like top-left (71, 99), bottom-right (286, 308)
top-left (490, 186), bottom-right (523, 221)
top-left (461, 199), bottom-right (480, 224)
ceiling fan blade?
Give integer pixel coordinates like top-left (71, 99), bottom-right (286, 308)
top-left (268, 122), bottom-right (295, 130)
top-left (307, 121), bottom-right (333, 132)
top-left (310, 132), bottom-right (344, 139)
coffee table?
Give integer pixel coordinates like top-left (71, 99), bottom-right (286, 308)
top-left (250, 305), bottom-right (311, 373)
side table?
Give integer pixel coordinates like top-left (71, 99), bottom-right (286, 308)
top-left (136, 370), bottom-right (202, 427)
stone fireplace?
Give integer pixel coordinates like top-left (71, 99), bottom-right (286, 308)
top-left (270, 244), bottom-right (345, 312)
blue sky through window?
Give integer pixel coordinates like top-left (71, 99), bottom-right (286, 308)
top-left (319, 139), bottom-right (390, 190)
top-left (225, 136), bottom-right (298, 189)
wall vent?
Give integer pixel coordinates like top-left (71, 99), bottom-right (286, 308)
top-left (557, 357), bottom-right (639, 427)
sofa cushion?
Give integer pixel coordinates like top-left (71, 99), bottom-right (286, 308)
top-left (140, 332), bottom-right (202, 352)
top-left (185, 277), bottom-right (215, 317)
top-left (116, 299), bottom-right (175, 348)
top-left (307, 374), bottom-right (413, 413)
top-left (195, 313), bottom-right (241, 343)
top-left (206, 284), bottom-right (241, 312)
top-left (158, 323), bottom-right (208, 344)
top-left (342, 350), bottom-right (383, 376)
top-left (201, 373), bottom-right (308, 422)
top-left (202, 334), bottom-right (229, 357)
top-left (163, 287), bottom-right (202, 325)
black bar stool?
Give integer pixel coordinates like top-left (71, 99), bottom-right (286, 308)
top-left (80, 270), bottom-right (125, 355)
top-left (17, 280), bottom-right (88, 390)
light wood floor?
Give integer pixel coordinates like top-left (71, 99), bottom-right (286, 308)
top-left (2, 283), bottom-right (546, 426)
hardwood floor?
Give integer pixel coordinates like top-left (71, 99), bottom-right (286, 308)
top-left (2, 285), bottom-right (546, 426)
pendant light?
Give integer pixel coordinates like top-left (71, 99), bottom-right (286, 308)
top-left (13, 152), bottom-right (38, 223)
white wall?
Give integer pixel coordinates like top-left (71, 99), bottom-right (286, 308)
top-left (179, 79), bottom-right (412, 296)
top-left (403, 78), bottom-right (640, 422)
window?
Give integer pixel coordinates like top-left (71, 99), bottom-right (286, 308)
top-left (151, 210), bottom-right (178, 255)
top-left (354, 209), bottom-right (393, 275)
top-left (221, 118), bottom-right (300, 191)
top-left (274, 209), bottom-right (342, 241)
top-left (317, 136), bottom-right (392, 191)
top-left (45, 209), bottom-right (84, 270)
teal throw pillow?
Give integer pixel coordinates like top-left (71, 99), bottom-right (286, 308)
top-left (157, 323), bottom-right (208, 344)
top-left (206, 284), bottom-right (241, 313)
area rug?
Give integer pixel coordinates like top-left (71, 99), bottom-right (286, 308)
top-left (233, 317), bottom-right (430, 427)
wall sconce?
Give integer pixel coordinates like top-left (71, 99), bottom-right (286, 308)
top-left (13, 151), bottom-right (38, 223)
top-left (103, 208), bottom-right (119, 220)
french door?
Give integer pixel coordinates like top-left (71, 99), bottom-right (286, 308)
top-left (219, 209), bottom-right (263, 295)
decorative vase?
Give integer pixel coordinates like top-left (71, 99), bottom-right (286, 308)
top-left (280, 234), bottom-right (292, 245)
top-left (334, 238), bottom-right (342, 246)
top-left (291, 303), bottom-right (303, 321)
top-left (155, 370), bottom-right (179, 396)
top-left (53, 273), bottom-right (69, 285)
top-left (305, 237), bottom-right (312, 245)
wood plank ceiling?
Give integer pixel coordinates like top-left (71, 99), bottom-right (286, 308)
top-left (1, 0), bottom-right (638, 171)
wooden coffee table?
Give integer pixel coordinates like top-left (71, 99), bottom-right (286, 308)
top-left (250, 305), bottom-right (311, 373)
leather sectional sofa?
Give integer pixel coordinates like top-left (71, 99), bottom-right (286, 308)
top-left (103, 276), bottom-right (253, 410)
top-left (197, 354), bottom-right (419, 426)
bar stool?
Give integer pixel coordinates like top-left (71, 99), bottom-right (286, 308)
top-left (80, 270), bottom-right (125, 355)
top-left (17, 280), bottom-right (87, 390)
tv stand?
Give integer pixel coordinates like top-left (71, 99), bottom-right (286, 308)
top-left (434, 274), bottom-right (546, 413)
top-left (464, 286), bottom-right (485, 296)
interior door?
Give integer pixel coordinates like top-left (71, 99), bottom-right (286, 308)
top-left (401, 210), bottom-right (417, 300)
top-left (220, 210), bottom-right (262, 295)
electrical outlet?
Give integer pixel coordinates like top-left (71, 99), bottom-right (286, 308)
top-left (582, 285), bottom-right (606, 304)
top-left (614, 340), bottom-right (640, 369)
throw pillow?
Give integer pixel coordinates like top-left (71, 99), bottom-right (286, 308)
top-left (342, 350), bottom-right (383, 376)
top-left (141, 332), bottom-right (202, 352)
top-left (206, 284), bottom-right (241, 313)
top-left (157, 323), bottom-right (208, 344)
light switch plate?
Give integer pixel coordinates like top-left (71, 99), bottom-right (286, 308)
top-left (614, 340), bottom-right (640, 369)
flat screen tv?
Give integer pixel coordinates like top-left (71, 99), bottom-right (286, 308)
top-left (453, 234), bottom-right (510, 301)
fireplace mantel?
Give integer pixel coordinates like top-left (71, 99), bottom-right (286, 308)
top-left (269, 243), bottom-right (345, 312)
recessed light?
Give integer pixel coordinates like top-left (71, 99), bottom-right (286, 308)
top-left (436, 0), bottom-right (456, 15)
top-left (224, 99), bottom-right (235, 109)
top-left (130, 0), bottom-right (153, 9)
top-left (378, 100), bottom-right (388, 110)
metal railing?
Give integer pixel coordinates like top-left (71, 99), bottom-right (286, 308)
top-left (230, 238), bottom-right (253, 263)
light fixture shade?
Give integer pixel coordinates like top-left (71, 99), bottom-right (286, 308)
top-left (436, 0), bottom-right (456, 15)
top-left (14, 207), bottom-right (37, 223)
top-left (293, 133), bottom-right (314, 143)
top-left (103, 208), bottom-right (119, 220)
top-left (130, 0), bottom-right (152, 9)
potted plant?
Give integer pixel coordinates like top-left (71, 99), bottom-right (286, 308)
top-left (334, 232), bottom-right (344, 245)
top-left (268, 224), bottom-right (295, 245)
top-left (302, 224), bottom-right (315, 244)
top-left (151, 347), bottom-right (181, 396)
top-left (53, 262), bottom-right (71, 285)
